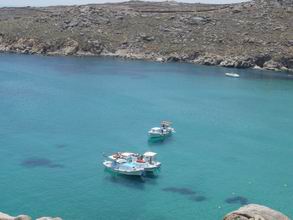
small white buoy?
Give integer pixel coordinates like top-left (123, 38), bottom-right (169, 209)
top-left (218, 206), bottom-right (222, 209)
top-left (284, 184), bottom-right (288, 187)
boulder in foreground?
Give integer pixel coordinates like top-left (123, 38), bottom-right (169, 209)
top-left (0, 212), bottom-right (62, 220)
top-left (0, 212), bottom-right (31, 220)
top-left (224, 204), bottom-right (290, 220)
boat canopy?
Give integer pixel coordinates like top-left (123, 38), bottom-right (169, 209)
top-left (121, 152), bottom-right (134, 157)
top-left (143, 152), bottom-right (157, 157)
top-left (161, 121), bottom-right (172, 127)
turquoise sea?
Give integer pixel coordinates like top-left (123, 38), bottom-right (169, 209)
top-left (0, 54), bottom-right (292, 220)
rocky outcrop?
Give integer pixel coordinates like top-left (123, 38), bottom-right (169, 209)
top-left (36, 218), bottom-right (62, 220)
top-left (0, 0), bottom-right (292, 72)
top-left (0, 213), bottom-right (62, 220)
top-left (0, 205), bottom-right (291, 220)
top-left (223, 204), bottom-right (290, 220)
top-left (0, 212), bottom-right (31, 220)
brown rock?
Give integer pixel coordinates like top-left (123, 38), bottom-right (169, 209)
top-left (223, 204), bottom-right (290, 220)
top-left (263, 60), bottom-right (282, 70)
top-left (61, 39), bottom-right (79, 55)
top-left (0, 212), bottom-right (31, 220)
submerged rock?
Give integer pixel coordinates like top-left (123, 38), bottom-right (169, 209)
top-left (162, 187), bottom-right (196, 195)
top-left (21, 157), bottom-right (64, 169)
top-left (223, 204), bottom-right (290, 220)
top-left (225, 196), bottom-right (248, 205)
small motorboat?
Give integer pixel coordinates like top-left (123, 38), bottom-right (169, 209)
top-left (225, 72), bottom-right (240, 78)
top-left (148, 121), bottom-right (175, 139)
top-left (103, 159), bottom-right (145, 176)
top-left (103, 151), bottom-right (161, 175)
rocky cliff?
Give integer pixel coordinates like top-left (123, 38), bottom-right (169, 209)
top-left (0, 0), bottom-right (292, 71)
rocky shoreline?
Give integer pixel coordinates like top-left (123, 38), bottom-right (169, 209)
top-left (0, 213), bottom-right (61, 220)
top-left (0, 0), bottom-right (292, 72)
top-left (0, 204), bottom-right (291, 220)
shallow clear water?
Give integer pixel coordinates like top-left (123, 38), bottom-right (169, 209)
top-left (0, 54), bottom-right (292, 220)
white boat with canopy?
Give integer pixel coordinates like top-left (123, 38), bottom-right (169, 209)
top-left (148, 121), bottom-right (175, 138)
top-left (103, 151), bottom-right (161, 175)
top-left (103, 156), bottom-right (145, 176)
top-left (135, 152), bottom-right (161, 172)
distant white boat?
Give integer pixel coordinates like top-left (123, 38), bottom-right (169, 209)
top-left (148, 121), bottom-right (175, 139)
top-left (225, 72), bottom-right (240, 78)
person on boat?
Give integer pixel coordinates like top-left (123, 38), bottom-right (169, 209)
top-left (149, 157), bottom-right (153, 164)
top-left (136, 155), bottom-right (144, 163)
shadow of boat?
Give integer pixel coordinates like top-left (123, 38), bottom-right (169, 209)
top-left (148, 135), bottom-right (174, 146)
top-left (104, 168), bottom-right (159, 190)
top-left (104, 170), bottom-right (145, 190)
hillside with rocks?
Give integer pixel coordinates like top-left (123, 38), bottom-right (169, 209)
top-left (0, 0), bottom-right (292, 71)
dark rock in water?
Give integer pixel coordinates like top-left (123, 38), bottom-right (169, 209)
top-left (225, 196), bottom-right (248, 205)
top-left (189, 195), bottom-right (207, 202)
top-left (162, 187), bottom-right (196, 195)
top-left (48, 164), bottom-right (65, 168)
top-left (21, 157), bottom-right (64, 168)
top-left (56, 144), bottom-right (67, 148)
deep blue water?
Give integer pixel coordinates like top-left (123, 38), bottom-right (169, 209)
top-left (0, 54), bottom-right (292, 220)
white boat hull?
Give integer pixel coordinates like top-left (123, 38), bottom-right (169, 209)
top-left (148, 129), bottom-right (174, 139)
top-left (134, 162), bottom-right (161, 172)
top-left (103, 161), bottom-right (144, 176)
top-left (225, 73), bottom-right (240, 78)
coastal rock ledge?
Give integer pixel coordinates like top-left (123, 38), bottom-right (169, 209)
top-left (0, 0), bottom-right (292, 72)
top-left (0, 213), bottom-right (61, 220)
top-left (224, 204), bottom-right (290, 220)
top-left (1, 204), bottom-right (290, 220)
